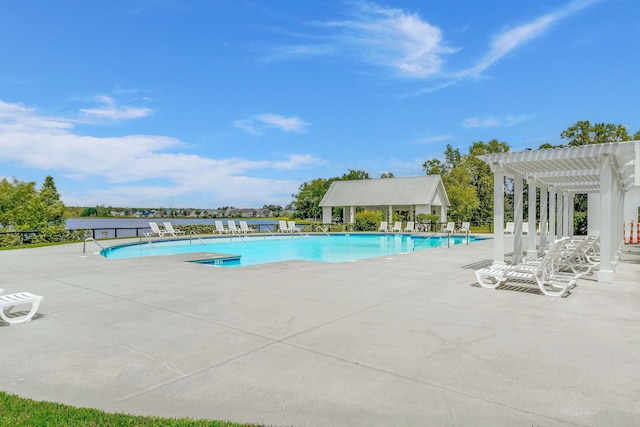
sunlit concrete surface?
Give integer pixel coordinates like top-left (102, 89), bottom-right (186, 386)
top-left (1, 235), bottom-right (639, 426)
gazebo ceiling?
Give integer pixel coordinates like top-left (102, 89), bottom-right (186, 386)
top-left (478, 141), bottom-right (640, 194)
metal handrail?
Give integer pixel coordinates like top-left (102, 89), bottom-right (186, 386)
top-left (262, 228), bottom-right (279, 240)
top-left (316, 225), bottom-right (330, 236)
top-left (189, 230), bottom-right (205, 245)
top-left (82, 237), bottom-right (105, 253)
top-left (412, 230), bottom-right (451, 251)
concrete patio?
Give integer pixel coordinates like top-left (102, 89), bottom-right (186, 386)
top-left (1, 235), bottom-right (639, 426)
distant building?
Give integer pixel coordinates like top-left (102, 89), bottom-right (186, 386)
top-left (319, 175), bottom-right (449, 224)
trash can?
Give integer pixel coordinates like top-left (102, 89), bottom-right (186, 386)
top-left (101, 231), bottom-right (109, 239)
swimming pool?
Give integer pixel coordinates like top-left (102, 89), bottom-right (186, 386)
top-left (101, 233), bottom-right (480, 266)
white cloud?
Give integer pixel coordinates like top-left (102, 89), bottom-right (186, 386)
top-left (0, 100), bottom-right (324, 207)
top-left (330, 2), bottom-right (455, 78)
top-left (459, 0), bottom-right (600, 78)
top-left (234, 113), bottom-right (309, 135)
top-left (79, 95), bottom-right (153, 120)
top-left (463, 114), bottom-right (529, 128)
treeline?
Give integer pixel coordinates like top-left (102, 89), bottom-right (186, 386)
top-left (0, 176), bottom-right (65, 230)
top-left (291, 120), bottom-right (640, 224)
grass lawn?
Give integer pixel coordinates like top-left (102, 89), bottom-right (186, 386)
top-left (0, 392), bottom-right (268, 427)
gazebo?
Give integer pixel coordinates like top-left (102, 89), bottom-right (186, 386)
top-left (319, 176), bottom-right (449, 226)
top-left (478, 141), bottom-right (640, 284)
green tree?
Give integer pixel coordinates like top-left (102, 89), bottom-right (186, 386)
top-left (423, 140), bottom-right (509, 223)
top-left (560, 120), bottom-right (633, 146)
top-left (0, 176), bottom-right (66, 230)
top-left (291, 178), bottom-right (333, 220)
top-left (380, 172), bottom-right (394, 178)
top-left (40, 175), bottom-right (65, 227)
top-left (340, 169), bottom-right (370, 180)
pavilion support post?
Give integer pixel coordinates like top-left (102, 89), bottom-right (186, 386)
top-left (549, 186), bottom-right (556, 242)
top-left (540, 184), bottom-right (548, 251)
top-left (322, 206), bottom-right (332, 224)
top-left (388, 205), bottom-right (393, 225)
top-left (513, 175), bottom-right (524, 264)
top-left (493, 161), bottom-right (505, 264)
top-left (598, 154), bottom-right (614, 283)
top-left (349, 206), bottom-right (355, 224)
top-left (527, 176), bottom-right (537, 258)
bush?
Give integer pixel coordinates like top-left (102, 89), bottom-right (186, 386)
top-left (354, 211), bottom-right (380, 231)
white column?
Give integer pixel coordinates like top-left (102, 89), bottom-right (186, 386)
top-left (349, 206), bottom-right (355, 224)
top-left (513, 175), bottom-right (524, 264)
top-left (322, 206), bottom-right (332, 224)
top-left (568, 193), bottom-right (575, 237)
top-left (493, 161), bottom-right (505, 264)
top-left (562, 192), bottom-right (571, 237)
top-left (598, 154), bottom-right (614, 283)
top-left (527, 176), bottom-right (537, 257)
top-left (549, 186), bottom-right (556, 242)
top-left (342, 207), bottom-right (348, 224)
top-left (557, 192), bottom-right (564, 239)
top-left (540, 184), bottom-right (548, 250)
top-left (587, 193), bottom-right (600, 235)
top-left (388, 205), bottom-right (393, 224)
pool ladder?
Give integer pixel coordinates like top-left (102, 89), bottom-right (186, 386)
top-left (83, 237), bottom-right (105, 253)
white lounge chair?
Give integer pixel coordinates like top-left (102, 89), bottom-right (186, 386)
top-left (378, 221), bottom-right (388, 232)
top-left (288, 221), bottom-right (301, 233)
top-left (404, 221), bottom-right (415, 232)
top-left (392, 222), bottom-right (403, 232)
top-left (278, 220), bottom-right (290, 233)
top-left (474, 237), bottom-right (578, 297)
top-left (214, 220), bottom-right (229, 234)
top-left (146, 222), bottom-right (167, 237)
top-left (457, 222), bottom-right (470, 234)
top-left (504, 222), bottom-right (515, 234)
top-left (522, 222), bottom-right (529, 235)
top-left (227, 220), bottom-right (240, 234)
top-left (163, 222), bottom-right (185, 236)
top-left (239, 221), bottom-right (254, 233)
top-left (0, 292), bottom-right (43, 325)
top-left (441, 222), bottom-right (455, 233)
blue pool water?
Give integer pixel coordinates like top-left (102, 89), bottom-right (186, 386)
top-left (102, 233), bottom-right (480, 266)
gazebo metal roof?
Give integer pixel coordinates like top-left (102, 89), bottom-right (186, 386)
top-left (319, 175), bottom-right (449, 208)
top-left (478, 140), bottom-right (640, 193)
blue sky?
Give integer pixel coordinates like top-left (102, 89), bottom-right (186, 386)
top-left (1, 0), bottom-right (638, 208)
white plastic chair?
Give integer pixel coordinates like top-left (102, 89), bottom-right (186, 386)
top-left (227, 220), bottom-right (240, 234)
top-left (404, 222), bottom-right (415, 232)
top-left (378, 221), bottom-right (388, 232)
top-left (0, 292), bottom-right (44, 325)
top-left (392, 222), bottom-right (403, 232)
top-left (146, 222), bottom-right (167, 237)
top-left (239, 221), bottom-right (254, 233)
top-left (214, 221), bottom-right (229, 234)
top-left (163, 222), bottom-right (185, 236)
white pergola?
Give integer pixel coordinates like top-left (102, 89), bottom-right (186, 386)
top-left (479, 141), bottom-right (640, 284)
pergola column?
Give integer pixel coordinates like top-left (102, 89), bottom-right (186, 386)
top-left (493, 161), bottom-right (505, 264)
top-left (556, 191), bottom-right (564, 239)
top-left (513, 175), bottom-right (524, 264)
top-left (587, 193), bottom-right (600, 235)
top-left (527, 176), bottom-right (537, 257)
top-left (567, 193), bottom-right (575, 237)
top-left (539, 184), bottom-right (548, 251)
top-left (598, 154), bottom-right (614, 283)
top-left (549, 186), bottom-right (556, 242)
